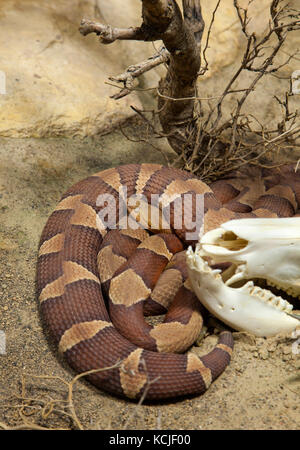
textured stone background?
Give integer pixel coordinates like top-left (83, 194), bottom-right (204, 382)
top-left (0, 0), bottom-right (298, 138)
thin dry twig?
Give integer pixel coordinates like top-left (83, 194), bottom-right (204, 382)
top-left (199, 0), bottom-right (222, 75)
top-left (178, 0), bottom-right (300, 180)
top-left (123, 359), bottom-right (161, 430)
top-left (0, 357), bottom-right (162, 430)
top-left (108, 47), bottom-right (170, 100)
top-left (0, 361), bottom-right (123, 430)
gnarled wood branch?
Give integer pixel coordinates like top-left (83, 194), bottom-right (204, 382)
top-left (80, 0), bottom-right (299, 180)
top-left (79, 0), bottom-right (203, 155)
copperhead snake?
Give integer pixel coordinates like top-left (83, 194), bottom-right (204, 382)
top-left (37, 163), bottom-right (300, 400)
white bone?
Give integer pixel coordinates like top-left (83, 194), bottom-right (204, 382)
top-left (225, 270), bottom-right (245, 286)
top-left (186, 217), bottom-right (300, 337)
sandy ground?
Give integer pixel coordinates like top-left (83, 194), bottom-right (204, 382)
top-left (0, 118), bottom-right (299, 430)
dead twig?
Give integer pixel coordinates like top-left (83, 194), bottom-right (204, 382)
top-left (0, 361), bottom-right (123, 430)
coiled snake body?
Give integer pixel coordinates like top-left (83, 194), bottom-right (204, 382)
top-left (37, 163), bottom-right (300, 400)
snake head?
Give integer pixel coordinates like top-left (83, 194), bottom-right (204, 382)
top-left (186, 218), bottom-right (300, 337)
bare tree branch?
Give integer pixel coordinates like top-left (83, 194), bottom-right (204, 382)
top-left (199, 0), bottom-right (222, 75)
top-left (108, 46), bottom-right (170, 99)
top-left (152, 1), bottom-right (201, 153)
top-left (80, 1), bottom-right (202, 154)
top-left (80, 0), bottom-right (202, 145)
top-left (79, 19), bottom-right (162, 43)
top-left (80, 0), bottom-right (300, 181)
top-left (182, 0), bottom-right (205, 46)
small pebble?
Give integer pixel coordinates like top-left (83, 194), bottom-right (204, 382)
top-left (259, 348), bottom-right (269, 360)
top-left (267, 343), bottom-right (277, 352)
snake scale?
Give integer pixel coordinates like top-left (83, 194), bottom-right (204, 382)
top-left (37, 163), bottom-right (300, 400)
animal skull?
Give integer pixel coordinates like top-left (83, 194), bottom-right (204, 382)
top-left (186, 218), bottom-right (300, 337)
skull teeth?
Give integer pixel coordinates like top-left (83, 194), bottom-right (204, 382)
top-left (188, 249), bottom-right (222, 280)
top-left (225, 269), bottom-right (245, 286)
top-left (242, 281), bottom-right (293, 313)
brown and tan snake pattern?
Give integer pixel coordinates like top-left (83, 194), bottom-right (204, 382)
top-left (36, 163), bottom-right (300, 400)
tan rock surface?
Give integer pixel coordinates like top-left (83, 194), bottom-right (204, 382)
top-left (0, 0), bottom-right (298, 139)
top-left (198, 0), bottom-right (300, 128)
top-left (0, 0), bottom-right (158, 138)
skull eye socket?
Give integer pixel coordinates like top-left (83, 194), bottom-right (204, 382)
top-left (215, 231), bottom-right (248, 251)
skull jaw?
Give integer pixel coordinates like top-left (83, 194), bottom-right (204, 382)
top-left (186, 248), bottom-right (299, 337)
top-left (186, 217), bottom-right (300, 337)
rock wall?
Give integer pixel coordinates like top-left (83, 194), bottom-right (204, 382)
top-left (0, 0), bottom-right (298, 138)
top-left (0, 0), bottom-right (158, 138)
